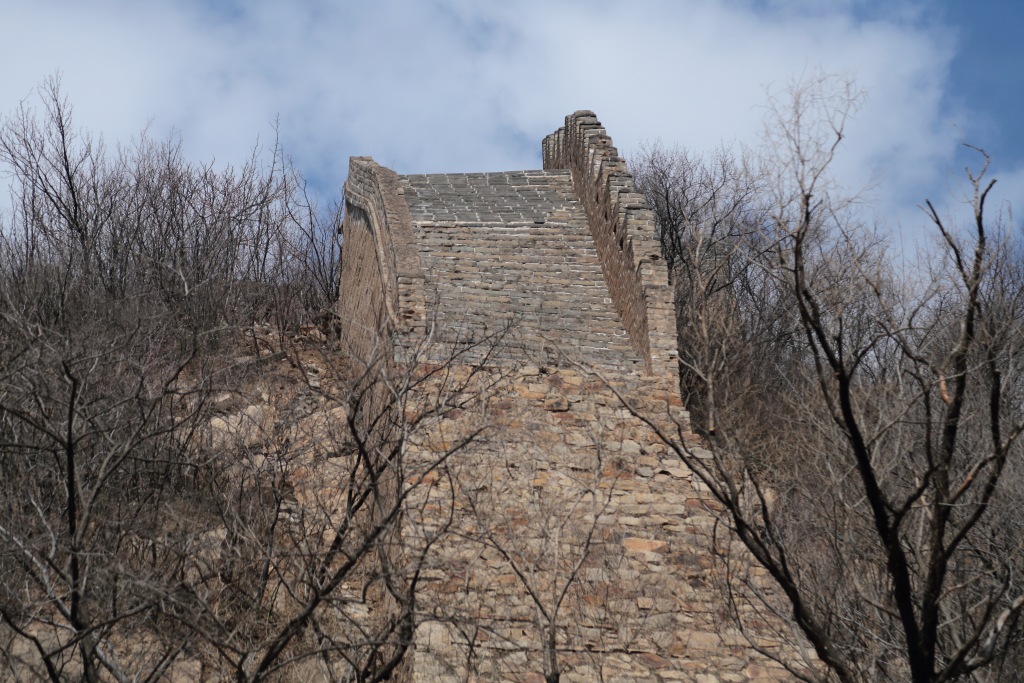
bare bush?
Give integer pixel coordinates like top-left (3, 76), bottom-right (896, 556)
top-left (0, 78), bottom-right (476, 682)
top-left (630, 75), bottom-right (1024, 682)
top-left (0, 76), bottom-right (337, 341)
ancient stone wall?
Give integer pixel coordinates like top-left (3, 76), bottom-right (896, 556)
top-left (337, 157), bottom-right (428, 683)
top-left (405, 364), bottom-right (795, 682)
top-left (335, 113), bottom-right (799, 682)
top-left (543, 111), bottom-right (678, 384)
top-left (338, 156), bottom-right (426, 367)
top-left (400, 169), bottom-right (645, 371)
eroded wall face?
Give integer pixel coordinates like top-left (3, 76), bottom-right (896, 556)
top-left (338, 202), bottom-right (389, 369)
top-left (403, 363), bottom-right (794, 682)
top-left (340, 156), bottom-right (428, 367)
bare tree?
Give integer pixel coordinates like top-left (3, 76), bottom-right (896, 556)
top-left (0, 77), bottom-right (494, 682)
top-left (0, 309), bottom-right (206, 682)
top-left (0, 76), bottom-right (339, 339)
top-left (0, 314), bottom-right (503, 681)
top-left (630, 75), bottom-right (1024, 682)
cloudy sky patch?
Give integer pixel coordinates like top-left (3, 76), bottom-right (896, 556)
top-left (1, 0), bottom-right (1020, 233)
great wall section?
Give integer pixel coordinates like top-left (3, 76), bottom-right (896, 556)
top-left (337, 111), bottom-right (797, 682)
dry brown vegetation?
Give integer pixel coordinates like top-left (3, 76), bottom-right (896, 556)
top-left (0, 77), bottom-right (486, 682)
top-left (632, 75), bottom-right (1024, 683)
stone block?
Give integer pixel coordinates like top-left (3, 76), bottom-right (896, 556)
top-left (622, 537), bottom-right (668, 553)
top-left (688, 632), bottom-right (722, 650)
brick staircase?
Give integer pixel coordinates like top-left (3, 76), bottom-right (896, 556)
top-left (401, 170), bottom-right (643, 370)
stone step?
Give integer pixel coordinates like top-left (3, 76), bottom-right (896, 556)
top-left (400, 170), bottom-right (642, 370)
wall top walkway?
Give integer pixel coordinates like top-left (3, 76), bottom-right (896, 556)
top-left (340, 111), bottom-right (678, 383)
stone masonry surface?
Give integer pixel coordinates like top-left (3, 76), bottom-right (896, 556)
top-left (403, 365), bottom-right (797, 682)
top-left (338, 112), bottom-right (799, 681)
top-left (544, 112), bottom-right (678, 383)
top-left (401, 170), bottom-right (643, 371)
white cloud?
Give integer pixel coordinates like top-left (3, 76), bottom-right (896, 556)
top-left (0, 0), bottom-right (978, 233)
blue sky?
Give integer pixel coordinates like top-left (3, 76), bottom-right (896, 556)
top-left (1, 0), bottom-right (1021, 234)
top-left (940, 0), bottom-right (1024, 189)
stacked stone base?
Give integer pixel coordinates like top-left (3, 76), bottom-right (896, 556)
top-left (400, 362), bottom-right (798, 682)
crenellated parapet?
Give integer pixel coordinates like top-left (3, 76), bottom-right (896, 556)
top-left (543, 111), bottom-right (678, 385)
